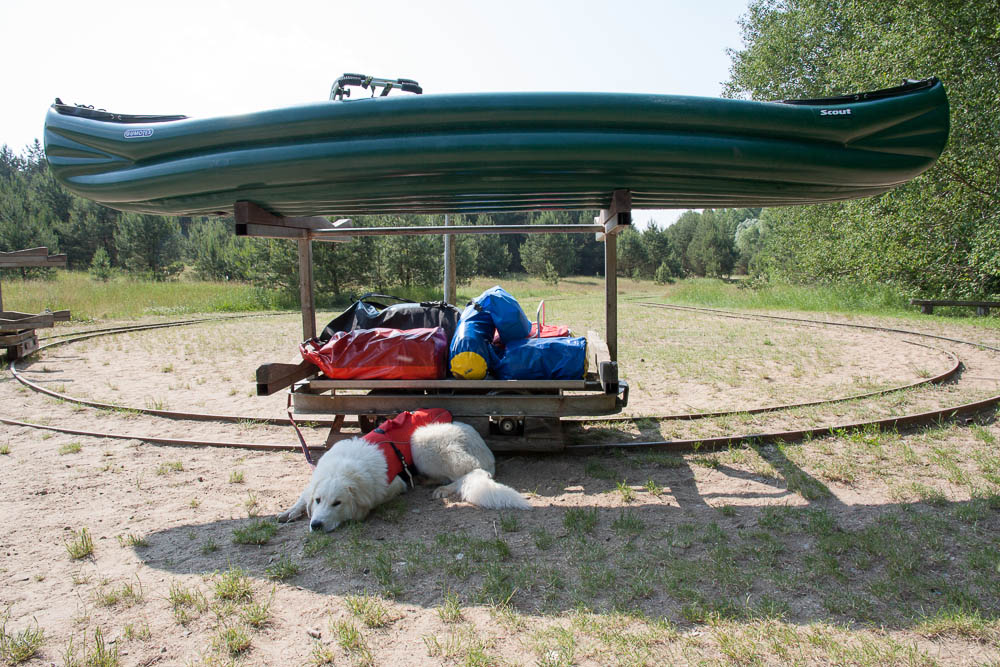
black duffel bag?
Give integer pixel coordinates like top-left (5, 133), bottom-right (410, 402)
top-left (319, 293), bottom-right (461, 342)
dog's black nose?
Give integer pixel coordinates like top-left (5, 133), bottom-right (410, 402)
top-left (310, 520), bottom-right (324, 532)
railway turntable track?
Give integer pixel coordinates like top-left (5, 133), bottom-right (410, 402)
top-left (2, 306), bottom-right (999, 454)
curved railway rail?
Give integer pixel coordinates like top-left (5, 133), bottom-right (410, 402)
top-left (2, 305), bottom-right (998, 454)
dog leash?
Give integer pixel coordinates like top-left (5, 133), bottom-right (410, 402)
top-left (287, 394), bottom-right (317, 469)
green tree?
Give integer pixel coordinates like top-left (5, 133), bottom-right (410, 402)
top-left (643, 224), bottom-right (682, 279)
top-left (114, 212), bottom-right (184, 280)
top-left (734, 217), bottom-right (764, 274)
top-left (459, 215), bottom-right (512, 278)
top-left (665, 210), bottom-right (702, 276)
top-left (0, 170), bottom-right (60, 281)
top-left (59, 198), bottom-right (120, 268)
top-left (616, 228), bottom-right (648, 278)
top-left (519, 211), bottom-right (578, 281)
top-left (686, 210), bottom-right (737, 277)
top-left (88, 246), bottom-right (113, 281)
top-left (727, 0), bottom-right (1000, 296)
top-left (188, 217), bottom-right (266, 282)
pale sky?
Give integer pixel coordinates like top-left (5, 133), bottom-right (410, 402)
top-left (3, 0), bottom-right (750, 227)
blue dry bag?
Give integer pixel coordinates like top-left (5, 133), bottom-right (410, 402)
top-left (448, 302), bottom-right (497, 379)
top-left (476, 286), bottom-right (532, 343)
top-left (494, 336), bottom-right (588, 380)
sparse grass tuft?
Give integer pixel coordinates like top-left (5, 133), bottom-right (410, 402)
top-left (121, 622), bottom-right (151, 642)
top-left (423, 625), bottom-right (496, 664)
top-left (530, 624), bottom-right (577, 667)
top-left (532, 527), bottom-right (556, 550)
top-left (232, 519), bottom-right (278, 545)
top-left (307, 641), bottom-right (337, 665)
top-left (611, 509), bottom-right (645, 535)
top-left (331, 619), bottom-right (373, 666)
top-left (63, 626), bottom-right (118, 667)
top-left (244, 491), bottom-right (260, 517)
top-left (116, 533), bottom-right (149, 548)
top-left (499, 513), bottom-right (521, 533)
top-left (229, 470), bottom-right (245, 484)
top-left (916, 606), bottom-right (1000, 643)
top-left (345, 592), bottom-right (393, 628)
top-left (168, 581), bottom-right (208, 625)
top-left (156, 460), bottom-right (183, 475)
top-left (438, 589), bottom-right (463, 624)
top-left (95, 578), bottom-right (144, 608)
top-left (564, 507), bottom-right (599, 535)
top-left (616, 479), bottom-right (636, 503)
top-left (58, 442), bottom-right (82, 455)
top-left (265, 555), bottom-right (300, 581)
top-left (66, 527), bottom-right (94, 560)
top-left (240, 595), bottom-right (273, 629)
top-left (214, 566), bottom-right (254, 602)
top-left (214, 623), bottom-right (252, 657)
top-left (585, 460), bottom-right (616, 480)
top-left (0, 609), bottom-right (44, 665)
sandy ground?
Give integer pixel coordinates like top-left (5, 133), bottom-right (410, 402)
top-left (1, 308), bottom-right (998, 665)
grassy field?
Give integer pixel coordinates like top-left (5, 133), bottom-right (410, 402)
top-left (1, 271), bottom-right (288, 320)
top-left (6, 270), bottom-right (1000, 326)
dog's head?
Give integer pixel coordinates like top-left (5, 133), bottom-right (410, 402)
top-left (306, 472), bottom-right (366, 532)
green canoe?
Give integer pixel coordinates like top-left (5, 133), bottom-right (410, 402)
top-left (43, 78), bottom-right (948, 217)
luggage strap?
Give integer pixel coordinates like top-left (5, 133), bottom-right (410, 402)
top-left (357, 293), bottom-right (415, 306)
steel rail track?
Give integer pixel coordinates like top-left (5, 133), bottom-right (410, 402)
top-left (2, 305), bottom-right (998, 454)
top-left (564, 303), bottom-right (1000, 452)
top-left (15, 310), bottom-right (961, 426)
top-left (14, 313), bottom-right (344, 427)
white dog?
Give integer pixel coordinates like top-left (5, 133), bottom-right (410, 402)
top-left (277, 421), bottom-right (530, 532)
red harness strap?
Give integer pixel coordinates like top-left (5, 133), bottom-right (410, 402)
top-left (362, 409), bottom-right (452, 484)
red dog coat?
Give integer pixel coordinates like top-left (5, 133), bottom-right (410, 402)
top-left (361, 409), bottom-right (452, 485)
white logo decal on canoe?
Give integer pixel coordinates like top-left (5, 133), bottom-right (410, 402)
top-left (123, 128), bottom-right (154, 138)
top-left (819, 109), bottom-right (852, 116)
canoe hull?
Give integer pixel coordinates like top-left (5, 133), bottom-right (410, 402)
top-left (43, 79), bottom-right (949, 216)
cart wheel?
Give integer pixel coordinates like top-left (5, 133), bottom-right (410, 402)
top-left (486, 389), bottom-right (529, 437)
top-left (497, 417), bottom-right (522, 435)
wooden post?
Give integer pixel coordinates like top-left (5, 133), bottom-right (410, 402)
top-left (297, 239), bottom-right (316, 340)
top-left (443, 214), bottom-right (457, 304)
top-left (604, 218), bottom-right (618, 362)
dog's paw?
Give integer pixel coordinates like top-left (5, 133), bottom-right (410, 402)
top-left (276, 509), bottom-right (299, 523)
top-left (432, 484), bottom-right (455, 499)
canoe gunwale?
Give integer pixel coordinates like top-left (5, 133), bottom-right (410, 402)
top-left (780, 77), bottom-right (938, 106)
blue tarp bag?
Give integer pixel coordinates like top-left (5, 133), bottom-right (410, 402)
top-left (494, 336), bottom-right (588, 380)
top-left (477, 286), bottom-right (532, 343)
top-left (449, 303), bottom-right (497, 379)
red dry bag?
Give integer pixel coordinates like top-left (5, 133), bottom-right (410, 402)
top-left (300, 327), bottom-right (447, 380)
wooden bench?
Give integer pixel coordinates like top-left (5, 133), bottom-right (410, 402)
top-left (911, 299), bottom-right (1000, 316)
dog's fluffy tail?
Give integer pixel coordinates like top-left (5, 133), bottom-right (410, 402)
top-left (454, 469), bottom-right (531, 510)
